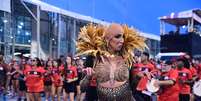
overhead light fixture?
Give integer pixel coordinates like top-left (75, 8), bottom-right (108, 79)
top-left (18, 25), bottom-right (22, 29)
top-left (25, 32), bottom-right (30, 36)
top-left (20, 22), bottom-right (24, 26)
top-left (3, 19), bottom-right (8, 23)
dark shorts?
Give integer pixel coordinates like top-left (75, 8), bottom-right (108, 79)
top-left (63, 81), bottom-right (76, 93)
top-left (179, 94), bottom-right (190, 101)
top-left (80, 86), bottom-right (87, 93)
top-left (75, 79), bottom-right (81, 86)
top-left (0, 75), bottom-right (6, 88)
top-left (133, 90), bottom-right (152, 101)
top-left (86, 86), bottom-right (98, 101)
top-left (44, 81), bottom-right (52, 86)
top-left (19, 80), bottom-right (27, 91)
top-left (75, 73), bottom-right (83, 86)
top-left (194, 95), bottom-right (201, 101)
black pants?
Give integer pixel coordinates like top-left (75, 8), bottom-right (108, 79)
top-left (179, 94), bottom-right (190, 101)
top-left (133, 90), bottom-right (152, 101)
top-left (195, 95), bottom-right (201, 101)
top-left (86, 86), bottom-right (98, 101)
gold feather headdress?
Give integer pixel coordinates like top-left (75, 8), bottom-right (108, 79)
top-left (76, 23), bottom-right (147, 68)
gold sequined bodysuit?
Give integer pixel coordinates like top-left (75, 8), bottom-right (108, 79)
top-left (93, 56), bottom-right (135, 101)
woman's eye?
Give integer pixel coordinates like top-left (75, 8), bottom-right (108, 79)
top-left (115, 34), bottom-right (122, 38)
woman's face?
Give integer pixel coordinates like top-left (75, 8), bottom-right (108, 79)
top-left (21, 59), bottom-right (26, 65)
top-left (53, 61), bottom-right (58, 67)
top-left (161, 64), bottom-right (171, 72)
top-left (108, 29), bottom-right (124, 52)
top-left (31, 58), bottom-right (37, 66)
top-left (77, 59), bottom-right (84, 66)
top-left (66, 56), bottom-right (72, 65)
top-left (48, 60), bottom-right (53, 67)
top-left (177, 61), bottom-right (184, 69)
top-left (141, 54), bottom-right (147, 62)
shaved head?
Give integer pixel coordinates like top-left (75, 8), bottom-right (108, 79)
top-left (104, 23), bottom-right (124, 52)
top-left (105, 23), bottom-right (124, 41)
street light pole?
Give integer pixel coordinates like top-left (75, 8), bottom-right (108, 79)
top-left (36, 4), bottom-right (40, 58)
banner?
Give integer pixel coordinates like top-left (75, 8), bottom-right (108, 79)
top-left (0, 0), bottom-right (11, 13)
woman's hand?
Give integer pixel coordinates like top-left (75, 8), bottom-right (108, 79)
top-left (144, 72), bottom-right (152, 80)
top-left (179, 79), bottom-right (185, 84)
top-left (82, 67), bottom-right (95, 76)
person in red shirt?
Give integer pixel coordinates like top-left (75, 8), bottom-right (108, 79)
top-left (131, 52), bottom-right (155, 101)
top-left (63, 55), bottom-right (78, 101)
top-left (51, 60), bottom-right (63, 101)
top-left (177, 58), bottom-right (193, 101)
top-left (154, 61), bottom-right (180, 101)
top-left (190, 66), bottom-right (198, 81)
top-left (44, 59), bottom-right (53, 101)
top-left (24, 58), bottom-right (45, 101)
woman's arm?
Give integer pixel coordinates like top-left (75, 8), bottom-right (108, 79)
top-left (157, 80), bottom-right (175, 86)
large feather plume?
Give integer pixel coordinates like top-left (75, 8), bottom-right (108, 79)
top-left (76, 23), bottom-right (147, 68)
top-left (121, 25), bottom-right (147, 67)
top-left (76, 24), bottom-right (110, 57)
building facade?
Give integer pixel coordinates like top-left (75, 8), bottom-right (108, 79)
top-left (0, 0), bottom-right (160, 61)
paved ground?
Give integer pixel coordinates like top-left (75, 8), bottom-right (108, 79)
top-left (0, 94), bottom-right (74, 101)
top-left (0, 95), bottom-right (52, 101)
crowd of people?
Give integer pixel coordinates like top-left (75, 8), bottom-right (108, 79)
top-left (0, 52), bottom-right (201, 101)
top-left (0, 23), bottom-right (201, 101)
top-left (131, 52), bottom-right (201, 101)
top-left (0, 54), bottom-right (88, 101)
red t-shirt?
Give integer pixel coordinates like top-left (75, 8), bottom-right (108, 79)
top-left (189, 67), bottom-right (197, 77)
top-left (158, 69), bottom-right (180, 101)
top-left (51, 66), bottom-right (63, 86)
top-left (64, 66), bottom-right (78, 80)
top-left (24, 65), bottom-right (46, 93)
top-left (134, 63), bottom-right (155, 91)
top-left (177, 68), bottom-right (192, 94)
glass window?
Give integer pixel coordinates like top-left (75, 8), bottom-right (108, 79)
top-left (14, 15), bottom-right (32, 45)
top-left (0, 20), bottom-right (4, 42)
